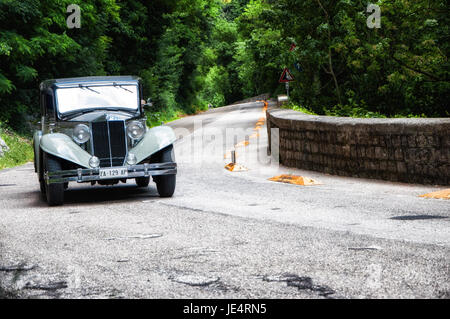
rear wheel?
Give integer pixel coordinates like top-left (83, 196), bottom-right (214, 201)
top-left (43, 153), bottom-right (64, 206)
top-left (153, 145), bottom-right (176, 198)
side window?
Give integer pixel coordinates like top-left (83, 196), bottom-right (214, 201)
top-left (44, 92), bottom-right (55, 119)
top-left (40, 93), bottom-right (45, 116)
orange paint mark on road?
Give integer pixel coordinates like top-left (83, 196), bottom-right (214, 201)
top-left (419, 189), bottom-right (450, 200)
top-left (225, 163), bottom-right (248, 172)
top-left (269, 175), bottom-right (322, 186)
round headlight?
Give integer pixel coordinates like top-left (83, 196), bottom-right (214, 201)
top-left (127, 121), bottom-right (145, 140)
top-left (73, 124), bottom-right (90, 144)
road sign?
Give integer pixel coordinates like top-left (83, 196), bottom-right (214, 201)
top-left (279, 68), bottom-right (295, 83)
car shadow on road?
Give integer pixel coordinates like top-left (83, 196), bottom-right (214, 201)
top-left (64, 185), bottom-right (159, 206)
top-left (21, 184), bottom-right (160, 208)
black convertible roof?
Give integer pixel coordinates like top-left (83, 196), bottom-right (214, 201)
top-left (40, 76), bottom-right (141, 90)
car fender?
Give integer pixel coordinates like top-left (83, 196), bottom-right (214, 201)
top-left (131, 126), bottom-right (176, 164)
top-left (33, 131), bottom-right (42, 173)
top-left (39, 133), bottom-right (91, 168)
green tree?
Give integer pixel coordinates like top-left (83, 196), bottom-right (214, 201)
top-left (270, 0), bottom-right (449, 116)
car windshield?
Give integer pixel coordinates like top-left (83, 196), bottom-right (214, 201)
top-left (56, 84), bottom-right (139, 114)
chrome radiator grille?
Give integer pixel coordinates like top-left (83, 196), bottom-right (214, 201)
top-left (91, 120), bottom-right (127, 167)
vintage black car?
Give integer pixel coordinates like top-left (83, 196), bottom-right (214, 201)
top-left (33, 76), bottom-right (177, 206)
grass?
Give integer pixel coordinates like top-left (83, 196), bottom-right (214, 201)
top-left (324, 105), bottom-right (429, 118)
top-left (282, 102), bottom-right (428, 118)
top-left (324, 104), bottom-right (387, 118)
top-left (281, 103), bottom-right (318, 115)
top-left (145, 104), bottom-right (209, 127)
top-left (146, 109), bottom-right (182, 128)
top-left (0, 128), bottom-right (34, 170)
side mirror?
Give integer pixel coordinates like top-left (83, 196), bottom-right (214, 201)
top-left (143, 98), bottom-right (153, 109)
top-left (144, 98), bottom-right (153, 110)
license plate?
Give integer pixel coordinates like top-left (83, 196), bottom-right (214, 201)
top-left (99, 167), bottom-right (128, 179)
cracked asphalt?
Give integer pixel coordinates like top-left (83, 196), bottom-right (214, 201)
top-left (0, 101), bottom-right (449, 299)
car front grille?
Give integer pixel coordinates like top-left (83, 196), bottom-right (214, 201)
top-left (91, 120), bottom-right (127, 167)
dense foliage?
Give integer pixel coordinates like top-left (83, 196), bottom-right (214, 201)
top-left (0, 0), bottom-right (448, 132)
top-left (237, 0), bottom-right (449, 117)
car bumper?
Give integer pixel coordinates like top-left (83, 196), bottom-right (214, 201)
top-left (44, 162), bottom-right (177, 185)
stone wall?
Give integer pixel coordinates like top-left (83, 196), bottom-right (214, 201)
top-left (267, 109), bottom-right (450, 185)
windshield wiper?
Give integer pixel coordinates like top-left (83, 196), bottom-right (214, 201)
top-left (79, 84), bottom-right (100, 94)
top-left (113, 82), bottom-right (133, 93)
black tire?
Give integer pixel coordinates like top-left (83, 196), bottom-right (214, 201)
top-left (153, 145), bottom-right (176, 198)
top-left (43, 153), bottom-right (64, 206)
top-left (135, 176), bottom-right (150, 187)
top-left (38, 150), bottom-right (46, 197)
top-left (39, 178), bottom-right (46, 195)
top-left (39, 178), bottom-right (46, 197)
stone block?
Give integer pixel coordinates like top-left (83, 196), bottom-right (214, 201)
top-left (396, 162), bottom-right (407, 174)
top-left (407, 135), bottom-right (417, 147)
top-left (394, 148), bottom-right (404, 161)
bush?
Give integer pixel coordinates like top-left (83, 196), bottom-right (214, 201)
top-left (0, 128), bottom-right (33, 170)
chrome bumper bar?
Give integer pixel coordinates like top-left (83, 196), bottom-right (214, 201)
top-left (45, 162), bottom-right (177, 184)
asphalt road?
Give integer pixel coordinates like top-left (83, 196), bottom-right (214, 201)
top-left (0, 101), bottom-right (449, 299)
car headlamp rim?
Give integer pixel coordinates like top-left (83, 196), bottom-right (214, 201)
top-left (72, 124), bottom-right (91, 144)
top-left (89, 156), bottom-right (100, 168)
top-left (126, 120), bottom-right (145, 140)
top-left (126, 152), bottom-right (137, 165)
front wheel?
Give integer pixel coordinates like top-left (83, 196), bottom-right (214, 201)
top-left (155, 174), bottom-right (176, 198)
top-left (153, 145), bottom-right (176, 198)
top-left (38, 150), bottom-right (46, 197)
top-left (43, 153), bottom-right (64, 206)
